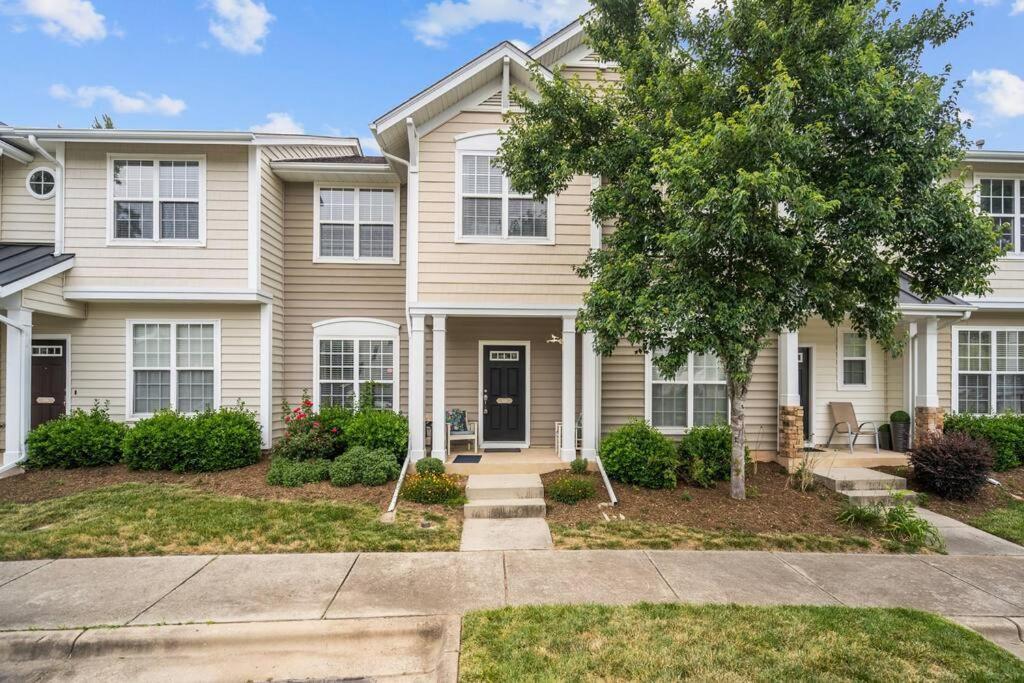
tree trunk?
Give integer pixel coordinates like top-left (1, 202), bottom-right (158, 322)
top-left (727, 377), bottom-right (750, 500)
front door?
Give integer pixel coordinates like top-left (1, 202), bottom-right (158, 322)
top-left (482, 344), bottom-right (526, 443)
top-left (31, 339), bottom-right (67, 429)
top-left (798, 346), bottom-right (812, 443)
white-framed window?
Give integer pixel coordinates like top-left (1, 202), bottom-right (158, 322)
top-left (313, 184), bottom-right (399, 263)
top-left (312, 318), bottom-right (401, 411)
top-left (837, 331), bottom-right (870, 389)
top-left (645, 351), bottom-right (729, 433)
top-left (977, 175), bottom-right (1022, 254)
top-left (26, 167), bottom-right (56, 199)
top-left (953, 327), bottom-right (1024, 415)
top-left (126, 320), bottom-right (220, 418)
top-left (107, 154), bottom-right (206, 245)
top-left (454, 131), bottom-right (555, 244)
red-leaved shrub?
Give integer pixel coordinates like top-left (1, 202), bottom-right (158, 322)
top-left (910, 432), bottom-right (993, 501)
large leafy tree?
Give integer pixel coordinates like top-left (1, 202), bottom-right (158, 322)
top-left (499, 0), bottom-right (998, 498)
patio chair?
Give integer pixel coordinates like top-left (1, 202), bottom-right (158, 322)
top-left (446, 408), bottom-right (478, 454)
top-left (826, 402), bottom-right (879, 454)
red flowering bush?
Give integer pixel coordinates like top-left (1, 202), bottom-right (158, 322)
top-left (273, 390), bottom-right (353, 461)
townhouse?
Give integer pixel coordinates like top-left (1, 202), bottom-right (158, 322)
top-left (1, 17), bottom-right (1022, 477)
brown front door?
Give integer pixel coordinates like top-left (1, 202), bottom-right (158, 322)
top-left (31, 339), bottom-right (67, 428)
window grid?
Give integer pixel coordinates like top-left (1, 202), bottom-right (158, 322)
top-left (650, 352), bottom-right (728, 430)
top-left (459, 152), bottom-right (549, 240)
top-left (956, 328), bottom-right (1024, 415)
top-left (978, 178), bottom-right (1021, 253)
top-left (318, 338), bottom-right (394, 410)
top-left (130, 322), bottom-right (215, 416)
top-left (840, 332), bottom-right (869, 387)
top-left (317, 187), bottom-right (396, 261)
top-left (27, 169), bottom-right (56, 198)
top-left (111, 158), bottom-right (202, 242)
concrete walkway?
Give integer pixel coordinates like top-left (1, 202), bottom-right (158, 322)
top-left (916, 507), bottom-right (1024, 556)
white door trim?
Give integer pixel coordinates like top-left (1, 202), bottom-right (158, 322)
top-left (478, 339), bottom-right (531, 449)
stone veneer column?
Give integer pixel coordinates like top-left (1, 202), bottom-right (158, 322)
top-left (914, 407), bottom-right (944, 448)
top-left (777, 331), bottom-right (803, 463)
top-left (778, 405), bottom-right (804, 462)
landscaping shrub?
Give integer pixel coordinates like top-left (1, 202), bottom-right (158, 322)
top-left (416, 457), bottom-right (446, 476)
top-left (678, 424), bottom-right (732, 487)
top-left (547, 476), bottom-right (595, 504)
top-left (273, 392), bottom-right (350, 461)
top-left (570, 457), bottom-right (588, 475)
top-left (122, 410), bottom-right (191, 471)
top-left (266, 456), bottom-right (330, 487)
top-left (599, 420), bottom-right (679, 489)
top-left (910, 431), bottom-right (993, 501)
top-left (401, 473), bottom-right (464, 505)
top-left (179, 407), bottom-right (261, 472)
top-left (943, 412), bottom-right (1024, 471)
top-left (25, 403), bottom-right (127, 469)
top-left (327, 446), bottom-right (400, 487)
top-left (344, 408), bottom-right (409, 458)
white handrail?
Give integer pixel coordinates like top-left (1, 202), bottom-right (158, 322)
top-left (387, 452), bottom-right (411, 513)
top-left (594, 453), bottom-right (618, 506)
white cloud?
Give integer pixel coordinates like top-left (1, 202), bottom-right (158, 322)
top-left (509, 38), bottom-right (531, 52)
top-left (250, 112), bottom-right (304, 134)
top-left (1013, 0), bottom-right (1024, 14)
top-left (359, 136), bottom-right (381, 154)
top-left (958, 109), bottom-right (975, 125)
top-left (208, 0), bottom-right (273, 54)
top-left (409, 0), bottom-right (588, 48)
top-left (971, 69), bottom-right (1024, 118)
top-left (49, 83), bottom-right (186, 116)
top-left (13, 0), bottom-right (107, 43)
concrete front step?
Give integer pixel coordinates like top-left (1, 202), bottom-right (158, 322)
top-left (463, 497), bottom-right (547, 519)
top-left (466, 474), bottom-right (544, 501)
top-left (813, 467), bottom-right (906, 492)
top-left (842, 489), bottom-right (918, 507)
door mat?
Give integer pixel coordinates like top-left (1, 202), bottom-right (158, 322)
top-left (453, 455), bottom-right (482, 463)
top-left (484, 448), bottom-right (521, 453)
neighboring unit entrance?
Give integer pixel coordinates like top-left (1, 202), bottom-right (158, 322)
top-left (31, 339), bottom-right (67, 429)
top-left (482, 344), bottom-right (526, 444)
top-left (798, 346), bottom-right (812, 443)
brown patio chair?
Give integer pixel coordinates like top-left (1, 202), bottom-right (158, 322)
top-left (826, 402), bottom-right (879, 454)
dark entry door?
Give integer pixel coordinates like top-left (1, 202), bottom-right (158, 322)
top-left (798, 346), bottom-right (812, 442)
top-left (482, 344), bottom-right (526, 443)
top-left (31, 339), bottom-right (67, 429)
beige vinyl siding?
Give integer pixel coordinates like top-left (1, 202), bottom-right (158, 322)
top-left (21, 273), bottom-right (86, 319)
top-left (418, 110), bottom-right (591, 304)
top-left (747, 340), bottom-right (778, 454)
top-left (1, 156), bottom-right (55, 242)
top-left (280, 180), bottom-right (408, 417)
top-left (62, 143), bottom-right (249, 290)
top-left (30, 304), bottom-right (261, 421)
top-left (942, 311), bottom-right (1024, 413)
top-left (963, 162), bottom-right (1024, 299)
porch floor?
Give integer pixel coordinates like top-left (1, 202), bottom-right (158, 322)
top-left (443, 447), bottom-right (569, 475)
top-left (800, 443), bottom-right (910, 470)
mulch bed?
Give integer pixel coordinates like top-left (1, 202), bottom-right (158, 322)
top-left (542, 463), bottom-right (858, 536)
top-left (880, 465), bottom-right (1024, 524)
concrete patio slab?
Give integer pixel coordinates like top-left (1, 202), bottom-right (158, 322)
top-left (0, 555), bottom-right (212, 630)
top-left (460, 518), bottom-right (553, 551)
top-left (649, 551), bottom-right (840, 606)
top-left (135, 553), bottom-right (358, 625)
top-left (778, 553), bottom-right (1021, 616)
top-left (504, 550), bottom-right (677, 606)
top-left (325, 552), bottom-right (504, 618)
top-left (0, 560), bottom-right (50, 588)
top-left (923, 556), bottom-right (1024, 610)
top-left (951, 616), bottom-right (1024, 660)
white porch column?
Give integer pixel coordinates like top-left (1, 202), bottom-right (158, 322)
top-left (3, 303), bottom-right (32, 470)
top-left (777, 330), bottom-right (800, 407)
top-left (914, 317), bottom-right (939, 408)
top-left (408, 313), bottom-right (426, 461)
top-left (581, 331), bottom-right (598, 461)
top-left (430, 315), bottom-right (447, 459)
top-left (560, 315), bottom-right (577, 461)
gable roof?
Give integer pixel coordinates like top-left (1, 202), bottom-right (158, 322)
top-left (528, 16), bottom-right (587, 65)
top-left (898, 274), bottom-right (971, 311)
top-left (0, 243), bottom-right (74, 296)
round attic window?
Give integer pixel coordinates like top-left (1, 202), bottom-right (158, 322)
top-left (26, 168), bottom-right (56, 199)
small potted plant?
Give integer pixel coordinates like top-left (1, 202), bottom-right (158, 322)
top-left (890, 411), bottom-right (911, 452)
top-left (878, 423), bottom-right (892, 451)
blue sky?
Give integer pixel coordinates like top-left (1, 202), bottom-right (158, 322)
top-left (1, 0), bottom-right (1021, 152)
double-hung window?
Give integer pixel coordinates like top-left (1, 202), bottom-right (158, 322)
top-left (456, 133), bottom-right (552, 243)
top-left (129, 321), bottom-right (218, 417)
top-left (109, 156), bottom-right (205, 244)
top-left (955, 328), bottom-right (1024, 414)
top-left (318, 338), bottom-right (395, 409)
top-left (978, 177), bottom-right (1022, 254)
top-left (314, 186), bottom-right (399, 263)
top-left (647, 351), bottom-right (729, 432)
top-left (838, 332), bottom-right (870, 388)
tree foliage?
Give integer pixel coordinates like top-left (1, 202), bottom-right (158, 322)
top-left (498, 0), bottom-right (998, 498)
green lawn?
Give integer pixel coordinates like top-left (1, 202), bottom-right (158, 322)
top-left (0, 483), bottom-right (459, 559)
top-left (972, 501), bottom-right (1024, 546)
top-left (460, 604), bottom-right (1024, 681)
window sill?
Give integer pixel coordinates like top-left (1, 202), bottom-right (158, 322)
top-left (837, 383), bottom-right (872, 391)
top-left (313, 255), bottom-right (400, 265)
top-left (998, 254), bottom-right (1024, 261)
top-left (454, 236), bottom-right (555, 246)
top-left (106, 239), bottom-right (206, 248)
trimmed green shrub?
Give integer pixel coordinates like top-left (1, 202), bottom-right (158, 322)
top-left (25, 403), bottom-right (127, 469)
top-left (122, 410), bottom-right (190, 471)
top-left (547, 476), bottom-right (596, 504)
top-left (943, 412), bottom-right (1024, 471)
top-left (890, 410), bottom-right (911, 424)
top-left (570, 457), bottom-right (588, 475)
top-left (327, 453), bottom-right (360, 487)
top-left (327, 446), bottom-right (400, 487)
top-left (679, 424), bottom-right (732, 487)
top-left (180, 407), bottom-right (261, 472)
top-left (344, 408), bottom-right (409, 458)
top-left (911, 431), bottom-right (993, 500)
top-left (416, 457), bottom-right (446, 476)
top-left (266, 456), bottom-right (330, 487)
top-left (599, 420), bottom-right (679, 489)
top-left (400, 473), bottom-right (464, 505)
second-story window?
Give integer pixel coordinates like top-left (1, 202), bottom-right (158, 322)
top-left (109, 156), bottom-right (205, 244)
top-left (979, 177), bottom-right (1022, 253)
top-left (314, 186), bottom-right (399, 263)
